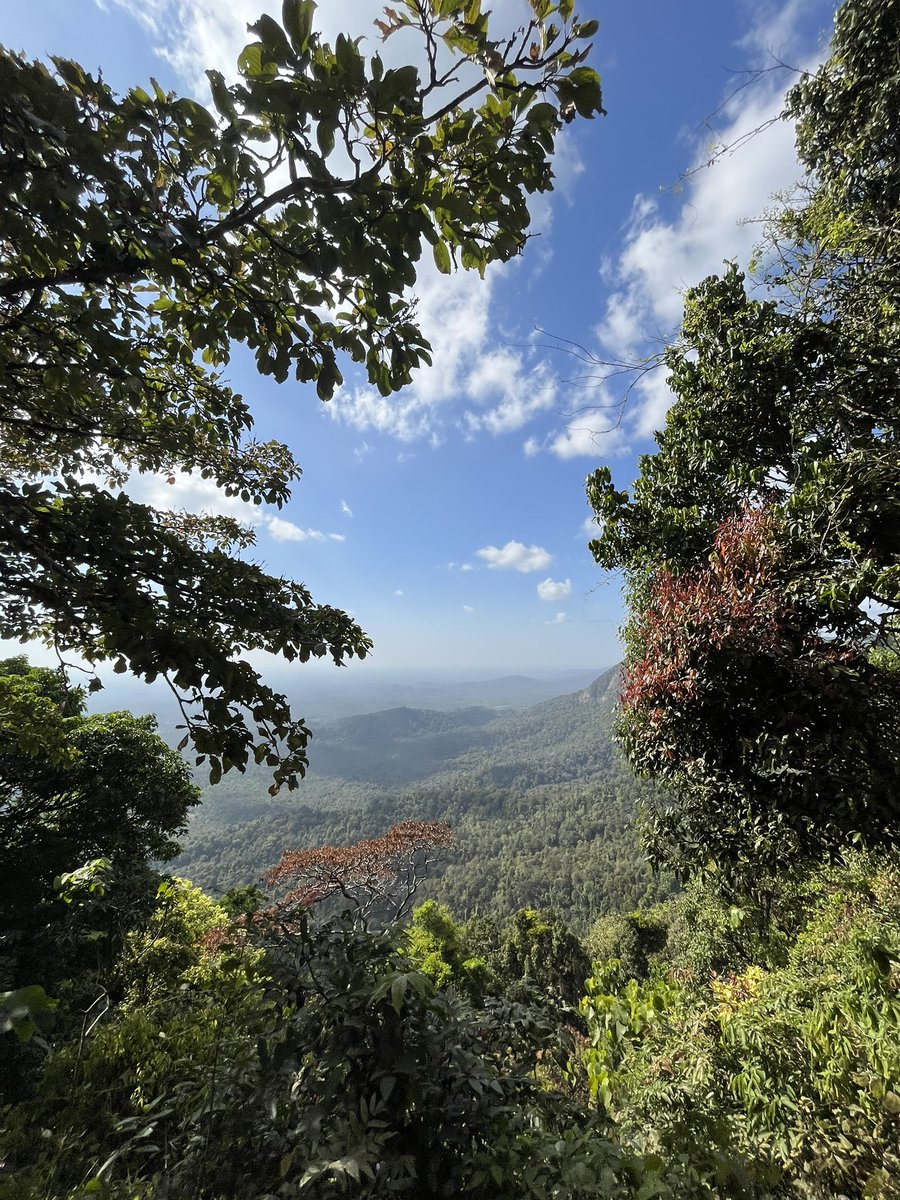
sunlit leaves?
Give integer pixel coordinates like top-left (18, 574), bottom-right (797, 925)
top-left (587, 1), bottom-right (900, 878)
top-left (0, 0), bottom-right (602, 786)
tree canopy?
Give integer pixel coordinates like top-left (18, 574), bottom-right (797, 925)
top-left (586, 0), bottom-right (900, 882)
top-left (0, 655), bottom-right (199, 988)
top-left (0, 0), bottom-right (602, 790)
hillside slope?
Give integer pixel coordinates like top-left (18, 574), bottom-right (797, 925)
top-left (174, 667), bottom-right (672, 927)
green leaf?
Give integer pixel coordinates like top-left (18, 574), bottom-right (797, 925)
top-left (250, 14), bottom-right (294, 62)
top-left (1, 985), bottom-right (56, 1042)
top-left (282, 0), bottom-right (317, 52)
top-left (317, 119), bottom-right (336, 157)
top-left (433, 240), bottom-right (452, 274)
top-left (390, 974), bottom-right (408, 1013)
top-left (237, 42), bottom-right (278, 79)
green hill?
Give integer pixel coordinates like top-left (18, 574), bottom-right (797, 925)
top-left (173, 666), bottom-right (673, 927)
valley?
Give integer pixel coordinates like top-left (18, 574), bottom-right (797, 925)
top-left (174, 665), bottom-right (673, 928)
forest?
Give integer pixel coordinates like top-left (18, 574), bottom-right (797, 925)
top-left (1, 0), bottom-right (899, 1196)
top-left (174, 666), bottom-right (673, 925)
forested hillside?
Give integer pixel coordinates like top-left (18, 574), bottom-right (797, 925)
top-left (175, 666), bottom-right (672, 926)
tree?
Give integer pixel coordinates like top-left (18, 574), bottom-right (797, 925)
top-left (0, 656), bottom-right (200, 987)
top-left (0, 0), bottom-right (603, 790)
top-left (5, 892), bottom-right (662, 1199)
top-left (404, 899), bottom-right (491, 1000)
top-left (586, 0), bottom-right (900, 881)
top-left (0, 656), bottom-right (201, 1101)
top-left (262, 821), bottom-right (454, 926)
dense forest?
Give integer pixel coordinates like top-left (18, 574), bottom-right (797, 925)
top-left (175, 666), bottom-right (673, 926)
top-left (2, 0), bottom-right (899, 1196)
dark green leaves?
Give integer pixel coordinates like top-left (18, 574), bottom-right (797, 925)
top-left (283, 0), bottom-right (317, 53)
top-left (555, 66), bottom-right (604, 121)
top-left (0, 986), bottom-right (55, 1043)
top-left (0, 0), bottom-right (603, 788)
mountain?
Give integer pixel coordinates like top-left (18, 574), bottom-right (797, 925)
top-left (306, 705), bottom-right (501, 786)
top-left (173, 666), bottom-right (672, 929)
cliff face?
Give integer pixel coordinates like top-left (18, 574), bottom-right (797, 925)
top-left (576, 664), bottom-right (622, 708)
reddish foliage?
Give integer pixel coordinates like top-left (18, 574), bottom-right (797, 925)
top-left (198, 924), bottom-right (243, 954)
top-left (621, 508), bottom-right (787, 720)
top-left (262, 820), bottom-right (454, 916)
top-left (621, 506), bottom-right (863, 767)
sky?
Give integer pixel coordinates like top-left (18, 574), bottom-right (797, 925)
top-left (4, 0), bottom-right (839, 681)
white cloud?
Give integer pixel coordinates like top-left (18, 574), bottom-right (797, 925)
top-left (125, 470), bottom-right (344, 545)
top-left (394, 589), bottom-right (405, 597)
top-left (462, 605), bottom-right (475, 614)
top-left (546, 611), bottom-right (568, 625)
top-left (537, 577), bottom-right (572, 602)
top-left (340, 500), bottom-right (353, 517)
top-left (266, 516), bottom-right (314, 542)
top-left (464, 354), bottom-right (558, 435)
top-left (540, 2), bottom-right (831, 450)
top-left (739, 0), bottom-right (823, 59)
top-left (591, 93), bottom-right (802, 440)
top-left (548, 419), bottom-right (630, 460)
top-left (476, 541), bottom-right (552, 573)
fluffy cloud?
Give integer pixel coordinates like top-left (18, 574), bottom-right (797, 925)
top-left (463, 352), bottom-right (559, 436)
top-left (476, 541), bottom-right (552, 573)
top-left (545, 611), bottom-right (568, 625)
top-left (539, 2), bottom-right (830, 451)
top-left (462, 604), bottom-right (475, 614)
top-left (103, 0), bottom-right (578, 449)
top-left (125, 470), bottom-right (344, 545)
top-left (340, 500), bottom-right (353, 517)
top-left (329, 259), bottom-right (499, 442)
top-left (537, 577), bottom-right (572, 602)
top-left (548, 418), bottom-right (629, 460)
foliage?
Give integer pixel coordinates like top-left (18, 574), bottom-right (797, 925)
top-left (0, 657), bottom-right (199, 991)
top-left (587, 0), bottom-right (900, 880)
top-left (262, 820), bottom-right (454, 926)
top-left (466, 907), bottom-right (592, 1008)
top-left (405, 900), bottom-right (593, 1008)
top-left (2, 881), bottom-right (668, 1200)
top-left (404, 900), bottom-right (491, 1001)
top-left (579, 853), bottom-right (900, 1199)
top-left (584, 906), bottom-right (670, 984)
top-left (0, 0), bottom-right (601, 790)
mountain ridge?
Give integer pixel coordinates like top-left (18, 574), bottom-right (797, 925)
top-left (173, 664), bottom-right (669, 926)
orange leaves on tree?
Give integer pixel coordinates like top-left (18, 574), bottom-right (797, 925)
top-left (262, 821), bottom-right (454, 923)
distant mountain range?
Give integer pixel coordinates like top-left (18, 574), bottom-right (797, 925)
top-left (173, 666), bottom-right (672, 928)
top-left (87, 666), bottom-right (607, 732)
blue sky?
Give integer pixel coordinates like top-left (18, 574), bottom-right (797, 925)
top-left (5, 0), bottom-right (838, 678)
